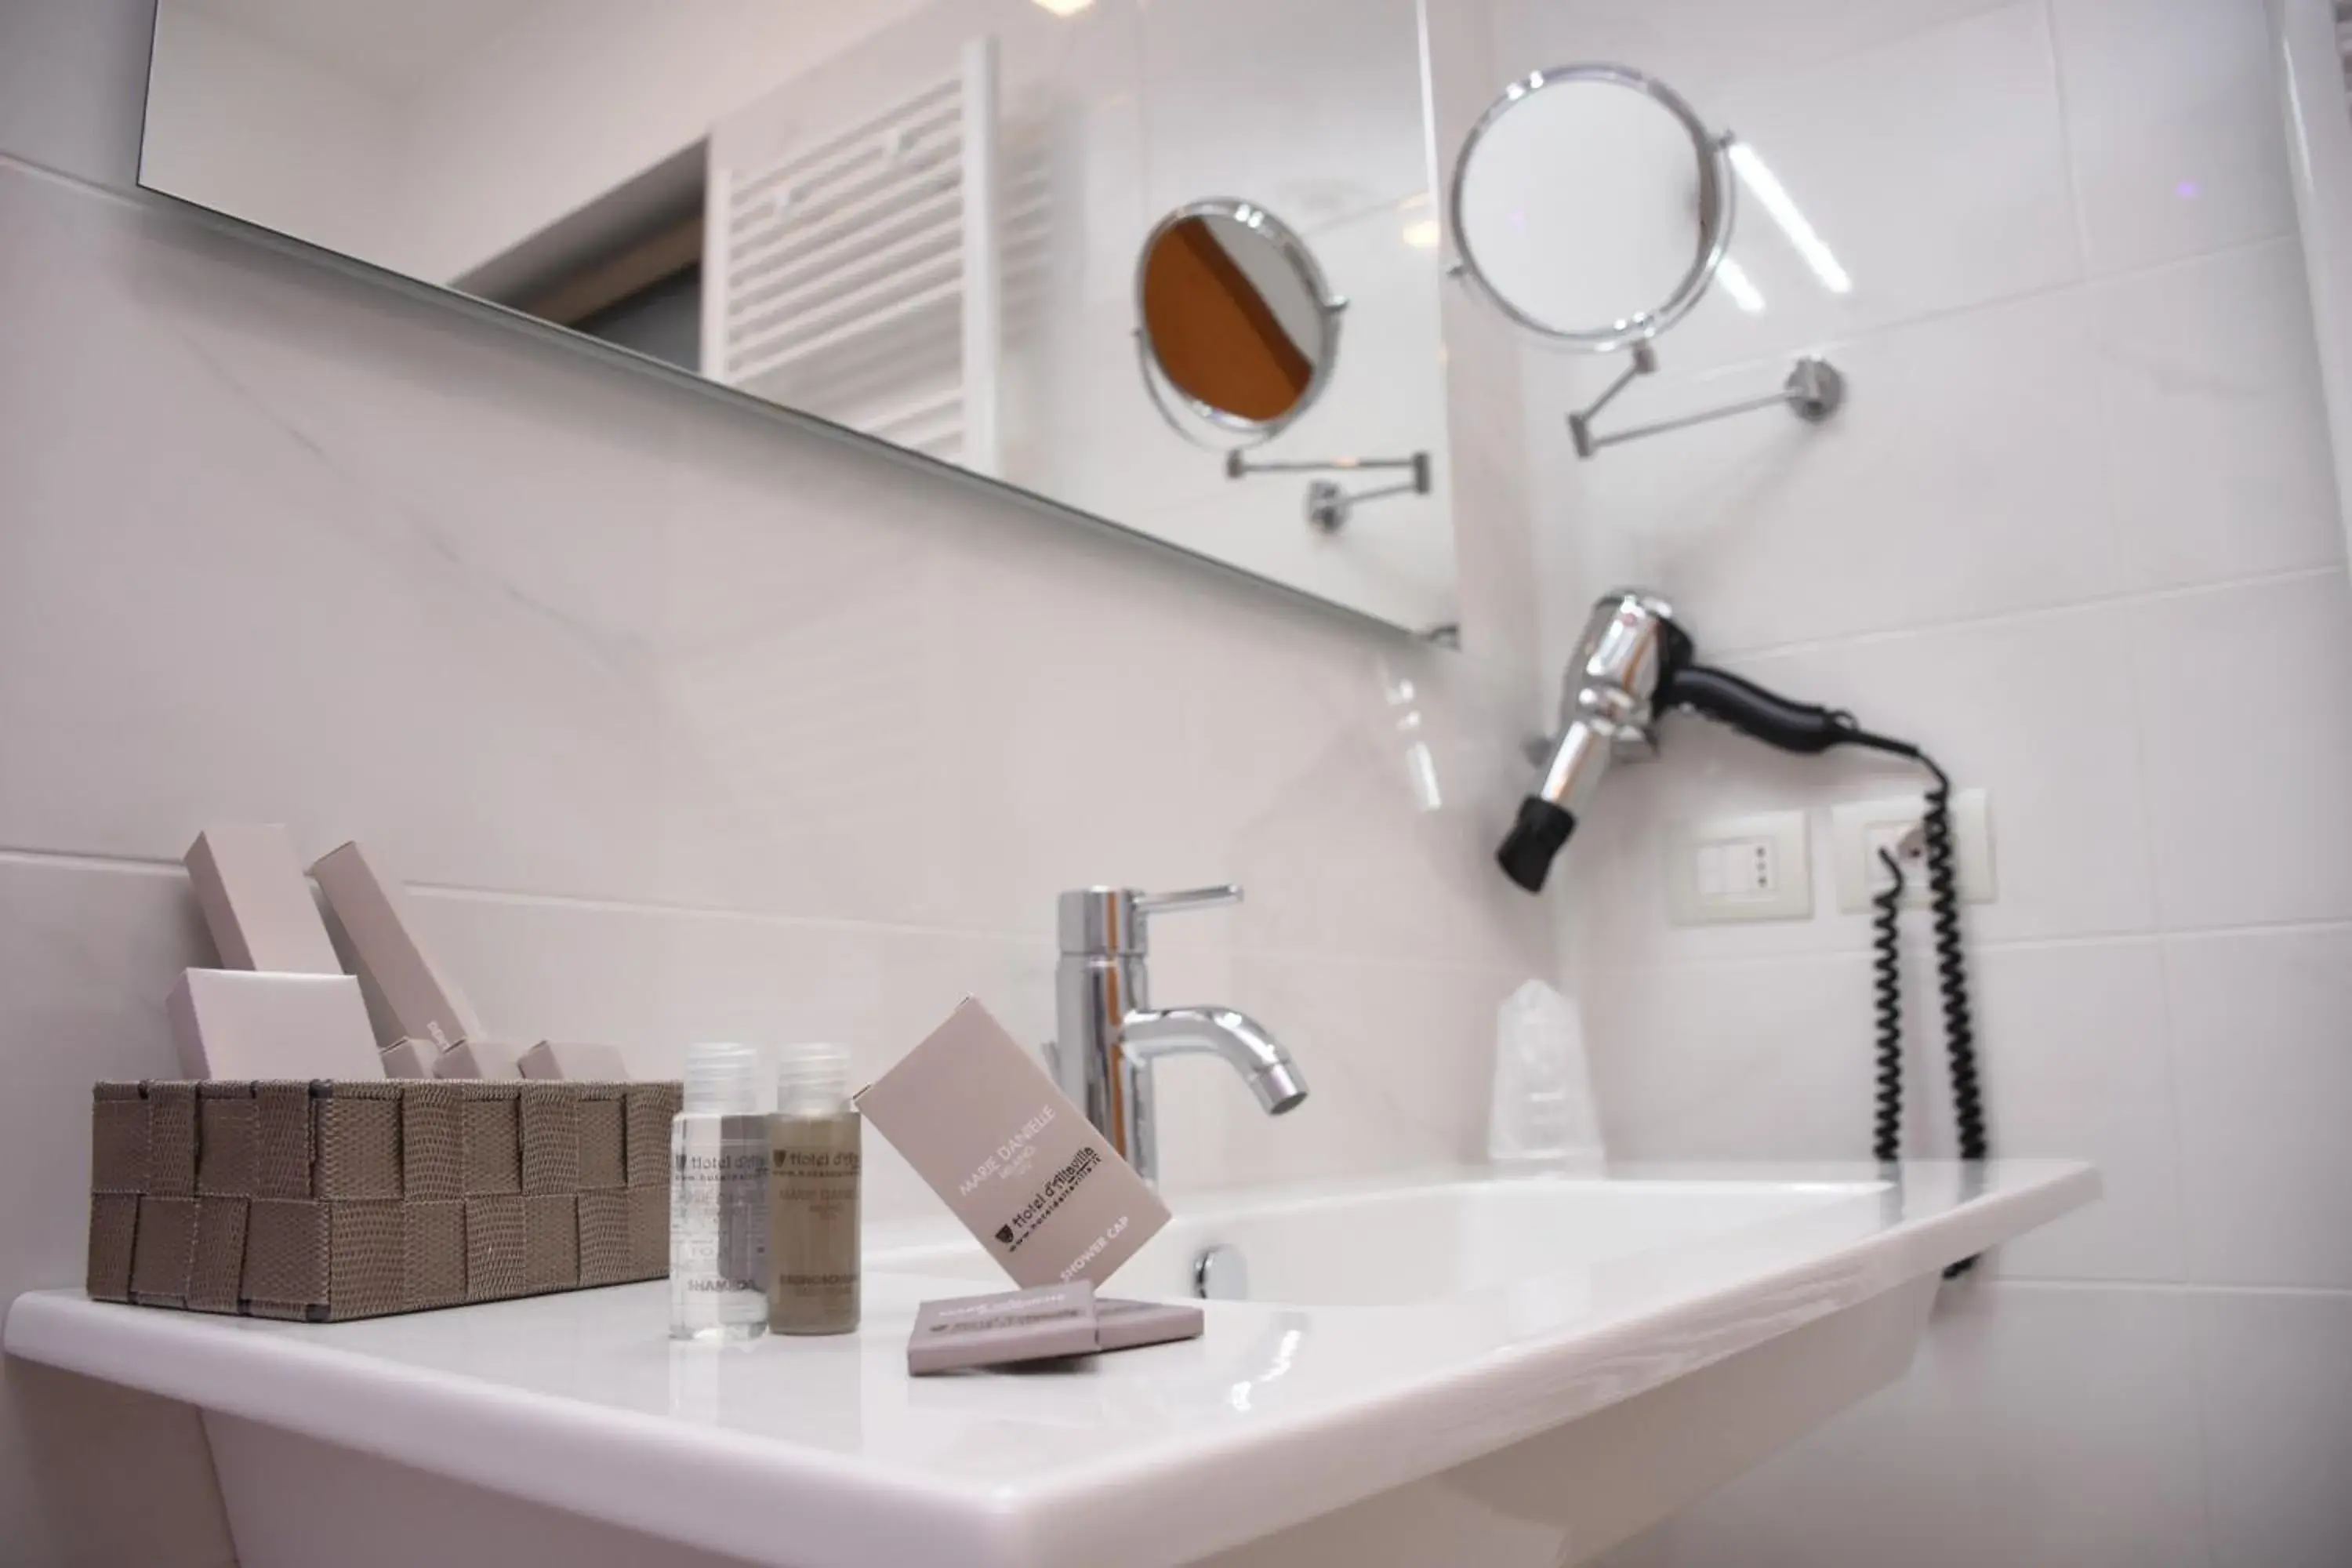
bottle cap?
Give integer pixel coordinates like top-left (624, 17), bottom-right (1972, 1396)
top-left (681, 1041), bottom-right (763, 1114)
top-left (775, 1042), bottom-right (851, 1114)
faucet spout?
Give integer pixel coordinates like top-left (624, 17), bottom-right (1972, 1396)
top-left (1051, 885), bottom-right (1308, 1186)
top-left (1122, 1006), bottom-right (1308, 1114)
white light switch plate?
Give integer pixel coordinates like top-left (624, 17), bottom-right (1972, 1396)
top-left (1830, 789), bottom-right (1995, 912)
top-left (1665, 811), bottom-right (1813, 924)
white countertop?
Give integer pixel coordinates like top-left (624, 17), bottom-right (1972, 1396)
top-left (4, 1160), bottom-right (2095, 1568)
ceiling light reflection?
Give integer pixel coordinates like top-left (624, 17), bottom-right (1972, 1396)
top-left (1727, 143), bottom-right (1852, 296)
top-left (1715, 256), bottom-right (1766, 314)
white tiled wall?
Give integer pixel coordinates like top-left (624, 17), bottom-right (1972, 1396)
top-left (1479, 0), bottom-right (2351, 1560)
top-left (0, 6), bottom-right (1544, 1563)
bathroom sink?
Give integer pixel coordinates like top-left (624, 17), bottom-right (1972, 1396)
top-left (869, 1171), bottom-right (1885, 1305)
top-left (4, 1160), bottom-right (2095, 1568)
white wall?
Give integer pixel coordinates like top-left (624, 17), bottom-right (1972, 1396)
top-left (1483, 1), bottom-right (2352, 1563)
top-left (395, 0), bottom-right (929, 286)
top-left (0, 5), bottom-right (1548, 1563)
top-left (141, 5), bottom-right (401, 266)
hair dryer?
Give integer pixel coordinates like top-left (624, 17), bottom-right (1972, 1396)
top-left (1499, 590), bottom-right (1928, 894)
top-left (1501, 591), bottom-right (1986, 1263)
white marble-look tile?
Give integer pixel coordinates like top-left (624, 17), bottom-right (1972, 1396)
top-left (2163, 925), bottom-right (2352, 1289)
top-left (1582, 937), bottom-right (2183, 1282)
top-left (2089, 241), bottom-right (2346, 589)
top-left (1486, 0), bottom-right (2020, 104)
top-left (1167, 954), bottom-right (1530, 1192)
top-left (406, 891), bottom-right (893, 1078)
top-left (1597, 1281), bottom-right (2213, 1568)
top-left (2129, 572), bottom-right (2352, 930)
top-left (0, 158), bottom-right (695, 906)
top-left (1533, 285), bottom-right (2128, 658)
top-left (1429, 212), bottom-right (1548, 691)
top-left (2052, 0), bottom-right (2296, 274)
top-left (936, 526), bottom-right (1552, 969)
top-left (1581, 949), bottom-right (1895, 1162)
top-left (1942, 941), bottom-right (2184, 1283)
top-left (648, 409), bottom-right (977, 933)
top-left (1613, 2), bottom-right (2082, 375)
top-left (2190, 1288), bottom-right (2352, 1568)
top-left (1139, 0), bottom-right (1429, 233)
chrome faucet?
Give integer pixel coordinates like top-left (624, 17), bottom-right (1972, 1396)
top-left (1047, 885), bottom-right (1307, 1186)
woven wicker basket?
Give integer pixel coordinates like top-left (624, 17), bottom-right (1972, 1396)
top-left (86, 1079), bottom-right (681, 1322)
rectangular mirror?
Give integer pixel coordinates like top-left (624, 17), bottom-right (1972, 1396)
top-left (139, 0), bottom-right (1459, 636)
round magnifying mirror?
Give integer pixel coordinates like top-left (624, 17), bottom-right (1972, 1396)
top-left (1450, 65), bottom-right (1733, 350)
top-left (1135, 200), bottom-right (1342, 443)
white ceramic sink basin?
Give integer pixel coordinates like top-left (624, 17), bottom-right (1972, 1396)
top-left (5, 1160), bottom-right (2096, 1568)
top-left (871, 1173), bottom-right (1882, 1306)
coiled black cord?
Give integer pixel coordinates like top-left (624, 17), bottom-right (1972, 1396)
top-left (1916, 761), bottom-right (1984, 1163)
top-left (1839, 733), bottom-right (1987, 1278)
top-left (1635, 662), bottom-right (1987, 1273)
top-left (1915, 758), bottom-right (1984, 1278)
top-left (1870, 847), bottom-right (1906, 1165)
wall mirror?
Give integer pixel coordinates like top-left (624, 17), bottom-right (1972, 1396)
top-left (139, 0), bottom-right (1458, 635)
top-left (1451, 64), bottom-right (1730, 350)
top-left (1136, 201), bottom-right (1342, 442)
top-left (1449, 64), bottom-right (1845, 459)
top-left (1135, 200), bottom-right (1433, 536)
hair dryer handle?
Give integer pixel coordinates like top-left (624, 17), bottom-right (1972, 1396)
top-left (1661, 664), bottom-right (1856, 755)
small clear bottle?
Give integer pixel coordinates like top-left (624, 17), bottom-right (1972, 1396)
top-left (670, 1042), bottom-right (770, 1342)
top-left (769, 1043), bottom-right (862, 1335)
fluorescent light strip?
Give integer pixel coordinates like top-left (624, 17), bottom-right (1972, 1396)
top-left (1715, 256), bottom-right (1766, 313)
top-left (1727, 143), bottom-right (1852, 296)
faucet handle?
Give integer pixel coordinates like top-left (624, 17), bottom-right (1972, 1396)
top-left (1134, 884), bottom-right (1242, 918)
top-left (1058, 884), bottom-right (1242, 955)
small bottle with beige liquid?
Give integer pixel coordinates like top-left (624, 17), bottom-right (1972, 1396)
top-left (769, 1044), bottom-right (861, 1334)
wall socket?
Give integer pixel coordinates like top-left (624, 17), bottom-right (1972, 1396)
top-left (1829, 790), bottom-right (1995, 913)
top-left (1665, 810), bottom-right (1813, 924)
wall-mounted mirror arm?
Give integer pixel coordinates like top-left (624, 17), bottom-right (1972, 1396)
top-left (1225, 451), bottom-right (1432, 532)
top-left (1569, 354), bottom-right (1844, 459)
top-left (1450, 63), bottom-right (1850, 466)
top-left (1566, 343), bottom-right (1661, 446)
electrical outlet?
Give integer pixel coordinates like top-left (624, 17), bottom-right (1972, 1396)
top-left (1830, 789), bottom-right (1995, 913)
top-left (1665, 811), bottom-right (1813, 924)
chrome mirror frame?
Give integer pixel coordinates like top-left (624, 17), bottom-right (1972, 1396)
top-left (1446, 63), bottom-right (1736, 354)
top-left (1133, 198), bottom-right (1348, 449)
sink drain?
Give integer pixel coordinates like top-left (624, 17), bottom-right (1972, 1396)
top-left (1192, 1243), bottom-right (1248, 1300)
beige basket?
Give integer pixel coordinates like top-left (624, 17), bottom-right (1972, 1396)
top-left (86, 1079), bottom-right (681, 1322)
